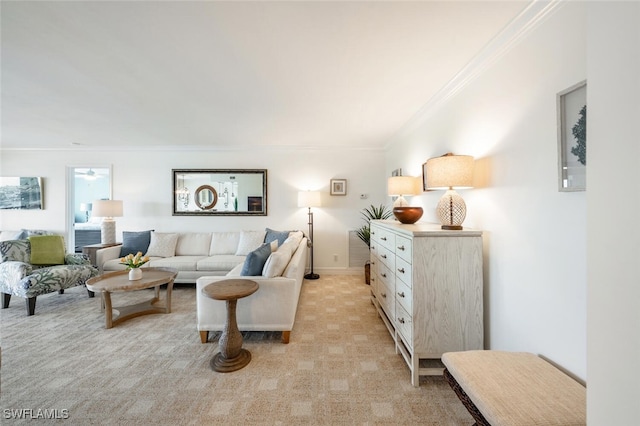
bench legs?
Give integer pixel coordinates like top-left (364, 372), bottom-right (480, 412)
top-left (443, 368), bottom-right (490, 426)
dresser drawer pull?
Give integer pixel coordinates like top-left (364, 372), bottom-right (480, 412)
top-left (397, 245), bottom-right (405, 251)
top-left (397, 317), bottom-right (405, 324)
top-left (397, 291), bottom-right (405, 298)
top-left (381, 292), bottom-right (387, 298)
top-left (381, 273), bottom-right (387, 278)
top-left (381, 237), bottom-right (387, 241)
top-left (397, 267), bottom-right (405, 274)
top-left (381, 254), bottom-right (387, 259)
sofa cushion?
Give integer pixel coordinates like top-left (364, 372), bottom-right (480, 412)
top-left (235, 230), bottom-right (267, 256)
top-left (176, 233), bottom-right (212, 256)
top-left (264, 228), bottom-right (293, 247)
top-left (209, 232), bottom-right (240, 255)
top-left (240, 243), bottom-right (273, 276)
top-left (0, 230), bottom-right (22, 242)
top-left (119, 230), bottom-right (152, 257)
top-left (197, 255), bottom-right (246, 272)
top-left (146, 232), bottom-right (179, 257)
top-left (149, 256), bottom-right (204, 271)
top-left (29, 235), bottom-right (66, 266)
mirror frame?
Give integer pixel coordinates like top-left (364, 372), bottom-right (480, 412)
top-left (172, 169), bottom-right (267, 216)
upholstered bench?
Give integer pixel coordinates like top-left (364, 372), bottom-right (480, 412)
top-left (442, 350), bottom-right (586, 426)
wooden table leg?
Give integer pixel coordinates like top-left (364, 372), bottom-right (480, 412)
top-left (210, 298), bottom-right (251, 372)
top-left (103, 291), bottom-right (114, 329)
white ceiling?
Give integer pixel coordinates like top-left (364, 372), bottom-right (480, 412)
top-left (1, 1), bottom-right (528, 151)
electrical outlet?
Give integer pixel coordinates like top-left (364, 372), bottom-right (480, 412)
top-left (333, 254), bottom-right (338, 261)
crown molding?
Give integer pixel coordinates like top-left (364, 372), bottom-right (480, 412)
top-left (385, 0), bottom-right (566, 149)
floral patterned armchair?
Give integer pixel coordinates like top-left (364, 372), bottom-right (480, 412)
top-left (0, 237), bottom-right (99, 315)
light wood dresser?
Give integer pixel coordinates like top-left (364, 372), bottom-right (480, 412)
top-left (369, 220), bottom-right (484, 386)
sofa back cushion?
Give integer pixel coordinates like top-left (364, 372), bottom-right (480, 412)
top-left (29, 235), bottom-right (65, 265)
top-left (119, 230), bottom-right (153, 257)
top-left (0, 239), bottom-right (31, 263)
top-left (146, 232), bottom-right (179, 258)
top-left (209, 232), bottom-right (241, 255)
top-left (235, 230), bottom-right (267, 256)
top-left (176, 233), bottom-right (212, 256)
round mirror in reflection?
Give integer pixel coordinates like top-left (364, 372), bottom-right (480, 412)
top-left (195, 185), bottom-right (218, 210)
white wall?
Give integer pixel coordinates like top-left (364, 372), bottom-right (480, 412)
top-left (587, 2), bottom-right (640, 424)
top-left (386, 2), bottom-right (587, 380)
top-left (0, 148), bottom-right (387, 274)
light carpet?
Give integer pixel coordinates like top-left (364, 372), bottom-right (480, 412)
top-left (0, 275), bottom-right (472, 425)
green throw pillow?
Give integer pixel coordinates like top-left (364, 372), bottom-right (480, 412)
top-left (29, 235), bottom-right (65, 265)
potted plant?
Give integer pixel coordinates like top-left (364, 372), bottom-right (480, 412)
top-left (356, 204), bottom-right (392, 284)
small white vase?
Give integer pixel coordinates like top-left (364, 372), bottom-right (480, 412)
top-left (128, 268), bottom-right (142, 280)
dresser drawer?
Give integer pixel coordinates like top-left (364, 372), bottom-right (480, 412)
top-left (379, 279), bottom-right (395, 320)
top-left (372, 225), bottom-right (396, 252)
top-left (395, 278), bottom-right (412, 314)
top-left (377, 261), bottom-right (394, 289)
top-left (395, 256), bottom-right (412, 287)
top-left (395, 302), bottom-right (412, 348)
top-left (395, 235), bottom-right (413, 264)
top-left (376, 245), bottom-right (395, 271)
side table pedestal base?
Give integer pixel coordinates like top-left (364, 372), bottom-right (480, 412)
top-left (210, 348), bottom-right (252, 372)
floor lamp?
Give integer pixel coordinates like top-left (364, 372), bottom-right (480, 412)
top-left (298, 191), bottom-right (321, 280)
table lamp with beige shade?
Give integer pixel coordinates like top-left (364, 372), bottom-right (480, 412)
top-left (424, 153), bottom-right (474, 230)
top-left (387, 176), bottom-right (423, 224)
top-left (92, 200), bottom-right (123, 244)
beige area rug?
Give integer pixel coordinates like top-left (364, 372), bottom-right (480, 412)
top-left (0, 275), bottom-right (472, 425)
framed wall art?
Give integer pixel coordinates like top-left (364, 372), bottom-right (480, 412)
top-left (0, 177), bottom-right (44, 210)
top-left (330, 179), bottom-right (347, 196)
top-left (557, 80), bottom-right (587, 192)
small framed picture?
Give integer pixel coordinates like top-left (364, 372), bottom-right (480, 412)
top-left (557, 80), bottom-right (587, 192)
top-left (330, 179), bottom-right (347, 196)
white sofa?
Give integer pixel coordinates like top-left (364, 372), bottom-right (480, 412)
top-left (196, 235), bottom-right (308, 344)
top-left (97, 231), bottom-right (268, 283)
top-left (95, 230), bottom-right (309, 344)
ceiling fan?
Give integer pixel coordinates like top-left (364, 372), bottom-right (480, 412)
top-left (75, 168), bottom-right (100, 180)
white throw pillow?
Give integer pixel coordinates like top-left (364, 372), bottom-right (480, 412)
top-left (146, 232), bottom-right (179, 258)
top-left (234, 230), bottom-right (267, 256)
top-left (262, 239), bottom-right (297, 278)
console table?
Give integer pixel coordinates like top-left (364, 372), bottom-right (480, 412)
top-left (369, 220), bottom-right (483, 386)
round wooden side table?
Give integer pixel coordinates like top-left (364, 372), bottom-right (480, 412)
top-left (202, 279), bottom-right (259, 372)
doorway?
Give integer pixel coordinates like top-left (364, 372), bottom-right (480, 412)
top-left (67, 166), bottom-right (112, 252)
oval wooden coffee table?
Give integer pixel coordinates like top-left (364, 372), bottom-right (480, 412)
top-left (86, 267), bottom-right (178, 329)
top-left (202, 279), bottom-right (259, 372)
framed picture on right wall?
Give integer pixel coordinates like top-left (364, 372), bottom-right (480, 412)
top-left (557, 80), bottom-right (587, 192)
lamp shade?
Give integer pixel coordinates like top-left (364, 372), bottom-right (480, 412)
top-left (92, 200), bottom-right (123, 218)
top-left (425, 154), bottom-right (474, 189)
top-left (79, 202), bottom-right (92, 212)
top-left (387, 176), bottom-right (420, 196)
top-left (298, 191), bottom-right (321, 208)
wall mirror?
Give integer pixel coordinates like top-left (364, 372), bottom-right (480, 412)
top-left (172, 169), bottom-right (267, 216)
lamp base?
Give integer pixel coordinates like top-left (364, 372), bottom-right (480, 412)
top-left (101, 219), bottom-right (117, 244)
top-left (436, 189), bottom-right (466, 230)
top-left (304, 273), bottom-right (320, 280)
top-left (393, 207), bottom-right (424, 224)
top-left (441, 225), bottom-right (463, 230)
